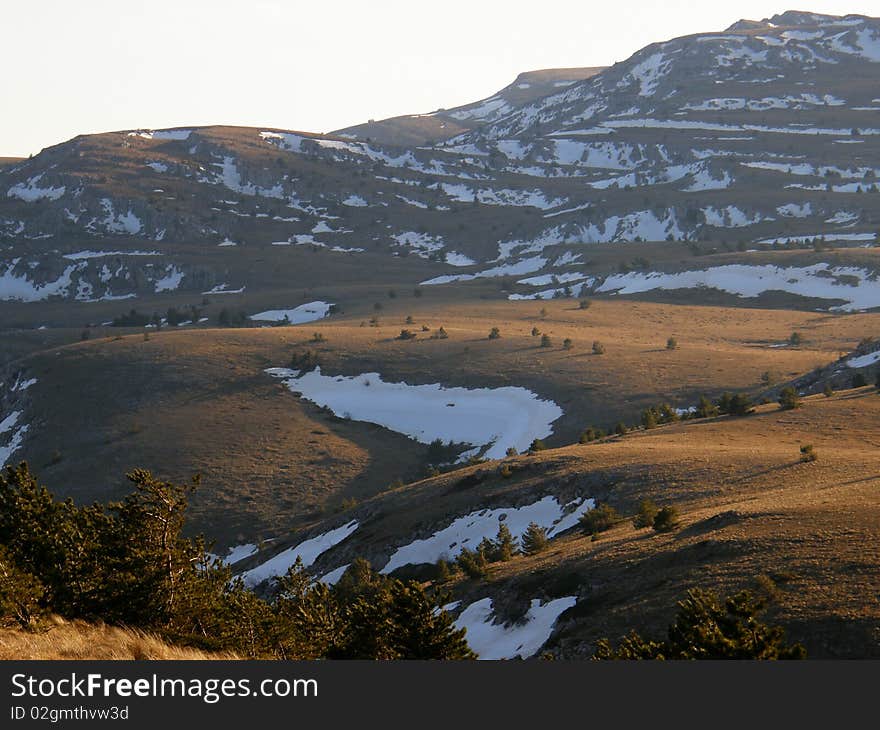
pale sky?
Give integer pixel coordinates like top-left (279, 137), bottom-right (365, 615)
top-left (1, 1), bottom-right (876, 157)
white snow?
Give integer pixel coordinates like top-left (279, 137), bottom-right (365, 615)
top-left (221, 544), bottom-right (258, 565)
top-left (0, 263), bottom-right (78, 302)
top-left (598, 263), bottom-right (880, 312)
top-left (0, 410), bottom-right (28, 467)
top-left (421, 256), bottom-right (547, 285)
top-left (202, 284), bottom-right (246, 295)
top-left (445, 251), bottom-right (477, 267)
top-left (319, 564), bottom-right (350, 585)
top-left (454, 596), bottom-right (577, 660)
top-left (154, 266), bottom-right (184, 293)
top-left (11, 378), bottom-right (37, 392)
top-left (381, 496), bottom-right (594, 573)
top-left (625, 51), bottom-right (670, 96)
top-left (99, 199), bottom-right (143, 235)
top-left (702, 206), bottom-right (762, 227)
top-left (146, 161), bottom-right (168, 173)
top-left (128, 129), bottom-right (192, 140)
top-left (7, 174), bottom-right (66, 202)
top-left (239, 521), bottom-right (359, 587)
top-left (826, 211), bottom-right (859, 225)
top-left (249, 301), bottom-right (332, 324)
top-left (62, 250), bottom-right (160, 260)
top-left (267, 367), bottom-right (563, 462)
top-left (777, 202), bottom-right (812, 218)
top-left (846, 350), bottom-right (880, 368)
top-left (517, 272), bottom-right (587, 287)
top-left (342, 195), bottom-right (368, 207)
top-left (260, 131), bottom-right (306, 152)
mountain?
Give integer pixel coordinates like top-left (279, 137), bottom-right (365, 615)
top-left (4, 10), bottom-right (880, 659)
top-left (333, 67), bottom-right (606, 146)
top-left (2, 11), bottom-right (880, 309)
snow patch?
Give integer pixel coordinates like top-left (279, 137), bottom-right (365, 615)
top-left (267, 367), bottom-right (563, 462)
top-left (249, 301), bottom-right (333, 324)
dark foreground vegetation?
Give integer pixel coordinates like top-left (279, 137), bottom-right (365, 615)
top-left (0, 464), bottom-right (806, 660)
top-left (0, 463), bottom-right (473, 659)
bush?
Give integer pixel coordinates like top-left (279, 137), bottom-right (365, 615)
top-left (563, 338), bottom-right (573, 350)
top-left (520, 523), bottom-right (548, 555)
top-left (455, 547), bottom-right (488, 579)
top-left (614, 422), bottom-right (628, 436)
top-left (666, 337), bottom-right (678, 350)
top-left (311, 332), bottom-right (326, 343)
top-left (579, 426), bottom-right (605, 443)
top-left (397, 329), bottom-right (417, 340)
top-left (528, 439), bottom-right (546, 452)
top-left (789, 331), bottom-right (803, 346)
top-left (632, 499), bottom-right (659, 529)
top-left (430, 326), bottom-right (448, 340)
top-left (488, 327), bottom-right (501, 340)
top-left (800, 444), bottom-right (817, 462)
top-left (0, 545), bottom-right (45, 628)
top-left (290, 349), bottom-right (320, 371)
top-left (579, 504), bottom-right (620, 535)
top-left (652, 505), bottom-right (680, 532)
top-left (113, 309), bottom-right (153, 327)
top-left (717, 392), bottom-right (752, 416)
top-left (217, 308), bottom-right (247, 327)
top-left (592, 341), bottom-right (605, 355)
top-left (695, 395), bottom-right (719, 418)
top-left (578, 299), bottom-right (591, 310)
top-left (539, 308), bottom-right (548, 319)
top-left (778, 386), bottom-right (801, 410)
top-left (823, 382), bottom-right (834, 397)
top-left (540, 334), bottom-right (552, 348)
top-left (405, 315), bottom-right (414, 324)
top-left (531, 327), bottom-right (541, 337)
top-left (593, 588), bottom-right (806, 659)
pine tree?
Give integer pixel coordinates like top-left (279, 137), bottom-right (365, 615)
top-left (632, 499), bottom-right (659, 529)
top-left (493, 523), bottom-right (518, 561)
top-left (594, 589), bottom-right (806, 659)
top-left (652, 505), bottom-right (680, 532)
top-left (521, 523), bottom-right (549, 555)
top-left (778, 386), bottom-right (800, 410)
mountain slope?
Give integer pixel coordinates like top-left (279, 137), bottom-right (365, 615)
top-left (3, 12), bottom-right (880, 312)
top-left (333, 67), bottom-right (606, 146)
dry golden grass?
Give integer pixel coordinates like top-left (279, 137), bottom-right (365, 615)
top-left (14, 296), bottom-right (880, 546)
top-left (0, 616), bottom-right (237, 660)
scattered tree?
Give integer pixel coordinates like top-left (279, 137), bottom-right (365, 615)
top-left (579, 504), bottom-right (620, 535)
top-left (653, 505), bottom-right (680, 532)
top-left (592, 341), bottom-right (605, 355)
top-left (520, 523), bottom-right (549, 555)
top-left (777, 386), bottom-right (801, 410)
top-left (632, 499), bottom-right (659, 529)
top-left (593, 588), bottom-right (806, 659)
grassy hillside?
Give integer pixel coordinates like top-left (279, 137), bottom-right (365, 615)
top-left (0, 617), bottom-right (237, 660)
top-left (278, 386), bottom-right (880, 658)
